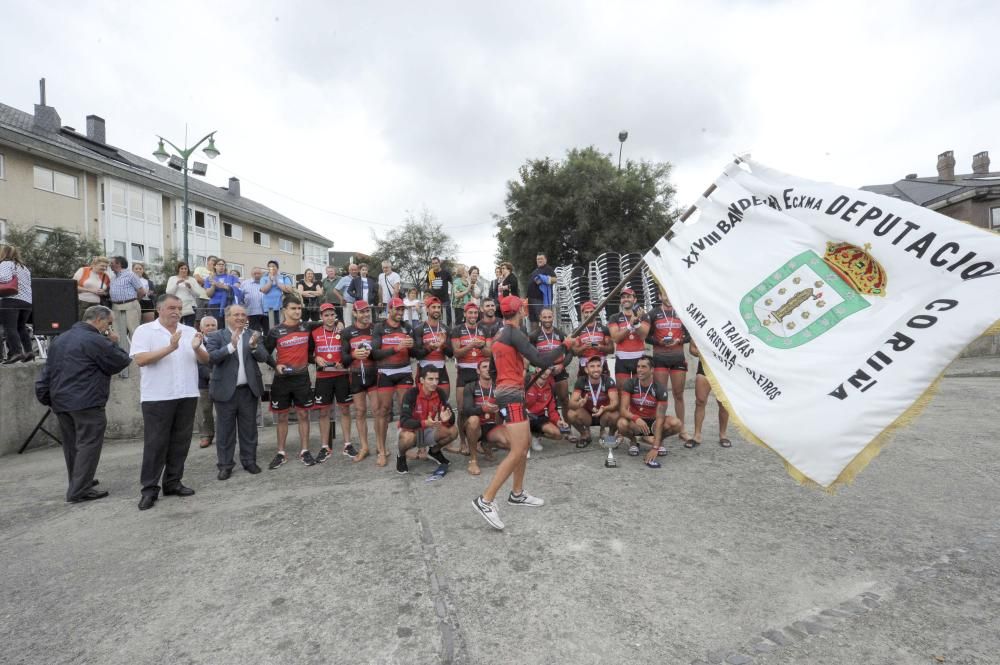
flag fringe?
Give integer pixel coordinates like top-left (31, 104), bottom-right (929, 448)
top-left (699, 313), bottom-right (1000, 490)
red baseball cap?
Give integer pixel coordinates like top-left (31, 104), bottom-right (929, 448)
top-left (581, 300), bottom-right (597, 311)
top-left (388, 297), bottom-right (405, 308)
top-left (424, 296), bottom-right (441, 307)
top-left (499, 296), bottom-right (523, 315)
top-left (621, 288), bottom-right (636, 296)
top-left (353, 300), bottom-right (370, 311)
top-left (319, 303), bottom-right (336, 313)
top-left (464, 301), bottom-right (479, 311)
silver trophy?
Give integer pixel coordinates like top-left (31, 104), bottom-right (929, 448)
top-left (601, 434), bottom-right (618, 468)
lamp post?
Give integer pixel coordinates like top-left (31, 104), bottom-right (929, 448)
top-left (617, 130), bottom-right (629, 171)
top-left (152, 131), bottom-right (221, 266)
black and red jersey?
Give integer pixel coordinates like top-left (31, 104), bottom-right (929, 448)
top-left (342, 324), bottom-right (375, 374)
top-left (413, 320), bottom-right (451, 366)
top-left (492, 324), bottom-right (565, 390)
top-left (479, 317), bottom-right (502, 340)
top-left (609, 310), bottom-right (650, 359)
top-left (572, 375), bottom-right (617, 414)
top-left (451, 322), bottom-right (489, 369)
top-left (528, 325), bottom-right (566, 357)
top-left (462, 379), bottom-right (497, 423)
top-left (576, 321), bottom-right (611, 366)
top-left (620, 377), bottom-right (668, 420)
top-left (264, 321), bottom-right (314, 375)
top-left (648, 306), bottom-right (687, 356)
top-left (525, 375), bottom-right (558, 423)
top-left (372, 320), bottom-right (414, 373)
top-left (311, 325), bottom-right (348, 378)
top-left (399, 386), bottom-right (451, 430)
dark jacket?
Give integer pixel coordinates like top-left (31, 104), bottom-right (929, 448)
top-left (527, 264), bottom-right (556, 303)
top-left (426, 268), bottom-right (452, 301)
top-left (347, 276), bottom-right (379, 305)
top-left (35, 322), bottom-right (132, 413)
top-left (205, 328), bottom-right (271, 401)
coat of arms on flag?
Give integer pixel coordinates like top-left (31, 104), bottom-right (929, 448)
top-left (740, 242), bottom-right (886, 349)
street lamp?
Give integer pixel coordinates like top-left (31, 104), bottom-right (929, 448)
top-left (152, 131), bottom-right (221, 266)
top-left (618, 130), bottom-right (629, 171)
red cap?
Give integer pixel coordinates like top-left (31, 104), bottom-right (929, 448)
top-left (621, 288), bottom-right (635, 296)
top-left (424, 296), bottom-right (441, 307)
top-left (353, 300), bottom-right (370, 311)
top-left (319, 303), bottom-right (336, 313)
top-left (463, 301), bottom-right (479, 311)
top-left (581, 300), bottom-right (597, 311)
top-left (499, 296), bottom-right (523, 315)
top-left (388, 297), bottom-right (405, 308)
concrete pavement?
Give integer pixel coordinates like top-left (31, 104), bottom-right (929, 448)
top-left (1, 375), bottom-right (999, 664)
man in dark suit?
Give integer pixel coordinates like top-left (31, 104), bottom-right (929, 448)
top-left (346, 263), bottom-right (380, 314)
top-left (205, 304), bottom-right (273, 480)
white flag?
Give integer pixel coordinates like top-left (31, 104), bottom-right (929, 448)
top-left (644, 159), bottom-right (1000, 488)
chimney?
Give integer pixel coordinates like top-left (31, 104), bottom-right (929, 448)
top-left (936, 150), bottom-right (955, 181)
top-left (905, 173), bottom-right (918, 180)
top-left (32, 78), bottom-right (62, 133)
top-left (86, 115), bottom-right (106, 144)
top-left (972, 151), bottom-right (990, 175)
top-left (228, 177), bottom-right (241, 197)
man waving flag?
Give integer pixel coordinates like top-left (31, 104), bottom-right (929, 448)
top-left (644, 159), bottom-right (1000, 489)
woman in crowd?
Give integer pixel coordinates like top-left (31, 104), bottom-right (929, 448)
top-left (496, 262), bottom-right (518, 298)
top-left (0, 244), bottom-right (34, 364)
top-left (73, 255), bottom-right (111, 321)
top-left (403, 286), bottom-right (423, 329)
top-left (298, 268), bottom-right (323, 322)
top-left (467, 265), bottom-right (485, 307)
top-left (688, 339), bottom-right (731, 448)
top-left (132, 262), bottom-right (156, 323)
top-left (166, 261), bottom-right (206, 327)
top-left (205, 257), bottom-right (242, 321)
top-left (452, 264), bottom-right (470, 325)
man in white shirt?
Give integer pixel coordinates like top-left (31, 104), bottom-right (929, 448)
top-left (205, 304), bottom-right (272, 480)
top-left (378, 260), bottom-right (402, 319)
top-left (130, 294), bottom-right (210, 511)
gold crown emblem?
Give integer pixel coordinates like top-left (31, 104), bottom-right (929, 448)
top-left (823, 241), bottom-right (886, 296)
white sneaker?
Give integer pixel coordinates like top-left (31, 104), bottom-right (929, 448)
top-left (530, 437), bottom-right (543, 452)
top-left (507, 490), bottom-right (545, 507)
top-left (473, 495), bottom-right (504, 530)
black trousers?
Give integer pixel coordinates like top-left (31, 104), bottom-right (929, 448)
top-left (214, 385), bottom-right (259, 471)
top-left (0, 301), bottom-right (32, 356)
top-left (140, 397), bottom-right (198, 497)
top-left (57, 407), bottom-right (107, 501)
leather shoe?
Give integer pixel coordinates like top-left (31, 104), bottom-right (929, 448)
top-left (2, 353), bottom-right (25, 365)
top-left (138, 495), bottom-right (157, 510)
top-left (217, 468), bottom-right (232, 481)
top-left (244, 463), bottom-right (262, 474)
top-left (163, 485), bottom-right (195, 497)
top-left (90, 479), bottom-right (100, 487)
top-left (68, 489), bottom-right (109, 503)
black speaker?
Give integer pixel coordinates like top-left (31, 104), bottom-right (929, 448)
top-left (31, 278), bottom-right (78, 335)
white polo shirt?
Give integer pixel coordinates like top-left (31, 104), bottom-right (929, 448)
top-left (130, 319), bottom-right (201, 402)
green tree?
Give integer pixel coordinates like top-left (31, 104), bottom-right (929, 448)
top-left (4, 224), bottom-right (103, 278)
top-left (370, 209), bottom-right (458, 289)
top-left (495, 146), bottom-right (678, 269)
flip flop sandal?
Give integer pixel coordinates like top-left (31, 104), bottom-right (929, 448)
top-left (628, 445), bottom-right (640, 456)
top-left (575, 436), bottom-right (592, 449)
top-left (645, 460), bottom-right (662, 469)
top-left (657, 446), bottom-right (668, 457)
top-left (683, 439), bottom-right (700, 449)
top-left (719, 438), bottom-right (732, 448)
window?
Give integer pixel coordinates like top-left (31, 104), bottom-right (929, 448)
top-left (194, 254), bottom-right (208, 268)
top-left (279, 238), bottom-right (293, 253)
top-left (195, 210), bottom-right (206, 230)
top-left (227, 262), bottom-right (245, 277)
top-left (302, 241), bottom-right (328, 272)
top-left (223, 221), bottom-right (243, 240)
top-left (33, 165), bottom-right (79, 198)
top-left (0, 153), bottom-right (5, 179)
top-left (253, 231), bottom-right (270, 247)
top-left (991, 207), bottom-right (1000, 230)
top-left (113, 240), bottom-right (127, 257)
top-left (0, 219), bottom-right (7, 243)
top-left (131, 243), bottom-right (145, 261)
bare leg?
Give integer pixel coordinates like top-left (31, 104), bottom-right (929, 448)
top-left (466, 415), bottom-right (482, 475)
top-left (318, 407), bottom-right (333, 449)
top-left (296, 408), bottom-right (310, 452)
top-left (339, 405), bottom-right (353, 447)
top-left (374, 389), bottom-right (392, 462)
top-left (483, 420), bottom-right (531, 503)
top-left (353, 391), bottom-right (370, 461)
top-left (693, 375), bottom-right (710, 445)
top-left (276, 413), bottom-right (290, 453)
top-left (555, 380), bottom-right (569, 420)
top-left (670, 370), bottom-right (689, 440)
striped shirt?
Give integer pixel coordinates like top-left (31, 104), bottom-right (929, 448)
top-left (109, 268), bottom-right (145, 303)
top-left (240, 278), bottom-right (264, 316)
top-left (0, 261), bottom-right (32, 303)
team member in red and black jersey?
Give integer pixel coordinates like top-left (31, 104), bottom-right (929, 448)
top-left (478, 297), bottom-right (502, 339)
top-left (608, 288), bottom-right (651, 386)
top-left (342, 300), bottom-right (377, 463)
top-left (451, 301), bottom-right (491, 455)
top-left (372, 297), bottom-right (416, 466)
top-left (529, 307), bottom-right (571, 425)
top-left (413, 296), bottom-right (452, 394)
top-left (616, 356), bottom-right (681, 468)
top-left (311, 303), bottom-right (354, 464)
top-left (395, 366), bottom-right (457, 475)
top-left (566, 355), bottom-right (620, 447)
top-left (524, 366), bottom-right (568, 454)
top-left (570, 300), bottom-right (613, 375)
top-left (648, 288), bottom-right (692, 442)
top-left (472, 296), bottom-right (575, 531)
top-left (463, 358), bottom-right (507, 476)
top-left (263, 297), bottom-right (317, 469)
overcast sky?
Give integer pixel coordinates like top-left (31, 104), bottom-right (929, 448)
top-left (3, 0), bottom-right (998, 267)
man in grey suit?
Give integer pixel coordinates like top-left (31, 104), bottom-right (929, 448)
top-left (205, 304), bottom-right (273, 480)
